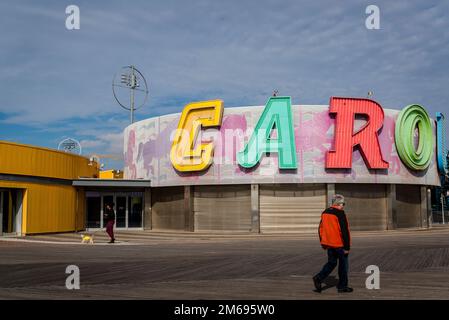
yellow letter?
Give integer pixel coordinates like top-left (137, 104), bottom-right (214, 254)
top-left (170, 100), bottom-right (223, 172)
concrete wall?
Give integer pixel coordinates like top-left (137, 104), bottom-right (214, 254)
top-left (259, 184), bottom-right (326, 233)
top-left (335, 184), bottom-right (388, 231)
top-left (395, 185), bottom-right (422, 228)
top-left (151, 186), bottom-right (185, 231)
top-left (147, 183), bottom-right (429, 233)
top-left (194, 185), bottom-right (251, 232)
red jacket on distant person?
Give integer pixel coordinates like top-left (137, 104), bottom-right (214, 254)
top-left (318, 205), bottom-right (351, 250)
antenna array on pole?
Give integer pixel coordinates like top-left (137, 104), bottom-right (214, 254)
top-left (112, 65), bottom-right (149, 124)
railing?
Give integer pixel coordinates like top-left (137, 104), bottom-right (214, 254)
top-left (432, 210), bottom-right (449, 224)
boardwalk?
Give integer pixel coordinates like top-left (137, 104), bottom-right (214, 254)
top-left (1, 227), bottom-right (449, 299)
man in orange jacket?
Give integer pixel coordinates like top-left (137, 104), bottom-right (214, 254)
top-left (313, 194), bottom-right (353, 293)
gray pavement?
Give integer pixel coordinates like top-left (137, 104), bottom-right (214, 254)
top-left (1, 227), bottom-right (449, 299)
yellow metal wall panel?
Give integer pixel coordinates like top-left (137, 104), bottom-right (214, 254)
top-left (100, 171), bottom-right (113, 179)
top-left (0, 140), bottom-right (94, 234)
top-left (27, 185), bottom-right (70, 233)
top-left (25, 184), bottom-right (77, 234)
top-left (0, 180), bottom-right (86, 234)
top-left (0, 141), bottom-right (99, 179)
top-left (99, 170), bottom-right (124, 179)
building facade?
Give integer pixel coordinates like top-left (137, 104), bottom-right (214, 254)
top-left (0, 141), bottom-right (99, 235)
top-left (123, 96), bottom-right (443, 233)
top-left (1, 96), bottom-right (444, 236)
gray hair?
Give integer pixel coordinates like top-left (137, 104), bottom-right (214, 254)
top-left (331, 194), bottom-right (345, 206)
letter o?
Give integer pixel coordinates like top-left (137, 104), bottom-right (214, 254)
top-left (395, 104), bottom-right (433, 170)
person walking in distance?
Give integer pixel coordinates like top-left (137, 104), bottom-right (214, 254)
top-left (104, 203), bottom-right (116, 244)
top-left (313, 194), bottom-right (353, 293)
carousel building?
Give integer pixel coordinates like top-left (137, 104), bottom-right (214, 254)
top-left (121, 96), bottom-right (445, 233)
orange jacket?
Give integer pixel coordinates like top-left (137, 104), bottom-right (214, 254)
top-left (318, 206), bottom-right (351, 250)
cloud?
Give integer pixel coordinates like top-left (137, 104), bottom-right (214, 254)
top-left (0, 0), bottom-right (448, 167)
top-left (80, 139), bottom-right (105, 149)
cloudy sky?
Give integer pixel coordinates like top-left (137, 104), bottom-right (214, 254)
top-left (0, 0), bottom-right (448, 169)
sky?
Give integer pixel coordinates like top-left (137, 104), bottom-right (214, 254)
top-left (0, 0), bottom-right (448, 169)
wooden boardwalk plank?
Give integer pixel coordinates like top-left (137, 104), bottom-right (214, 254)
top-left (1, 227), bottom-right (449, 299)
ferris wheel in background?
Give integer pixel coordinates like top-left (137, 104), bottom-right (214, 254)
top-left (58, 138), bottom-right (82, 155)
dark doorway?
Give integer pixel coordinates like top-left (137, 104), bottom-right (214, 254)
top-left (86, 195), bottom-right (101, 228)
top-left (0, 189), bottom-right (23, 236)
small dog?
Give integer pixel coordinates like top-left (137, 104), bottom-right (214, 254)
top-left (81, 233), bottom-right (94, 244)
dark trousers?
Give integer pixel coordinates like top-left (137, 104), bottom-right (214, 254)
top-left (106, 220), bottom-right (115, 240)
top-left (316, 248), bottom-right (349, 289)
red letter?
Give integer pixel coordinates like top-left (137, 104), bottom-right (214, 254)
top-left (326, 97), bottom-right (389, 169)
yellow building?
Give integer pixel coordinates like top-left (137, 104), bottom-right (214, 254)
top-left (99, 169), bottom-right (124, 179)
top-left (0, 141), bottom-right (99, 235)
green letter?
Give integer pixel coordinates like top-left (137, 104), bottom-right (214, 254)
top-left (237, 96), bottom-right (297, 169)
top-left (395, 104), bottom-right (434, 171)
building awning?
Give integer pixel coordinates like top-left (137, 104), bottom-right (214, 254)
top-left (73, 178), bottom-right (151, 188)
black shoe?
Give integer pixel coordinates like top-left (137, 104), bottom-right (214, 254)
top-left (337, 287), bottom-right (353, 293)
top-left (313, 275), bottom-right (322, 293)
top-left (108, 239), bottom-right (115, 244)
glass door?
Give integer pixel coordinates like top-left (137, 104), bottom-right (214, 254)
top-left (0, 191), bottom-right (4, 236)
top-left (128, 194), bottom-right (143, 228)
top-left (86, 192), bottom-right (101, 228)
top-left (102, 194), bottom-right (114, 228)
top-left (85, 192), bottom-right (143, 230)
top-left (116, 195), bottom-right (127, 228)
top-left (0, 189), bottom-right (22, 235)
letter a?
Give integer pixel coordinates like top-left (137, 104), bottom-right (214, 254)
top-left (365, 5), bottom-right (380, 30)
top-left (237, 96), bottom-right (297, 169)
top-left (65, 265), bottom-right (80, 290)
top-left (65, 5), bottom-right (80, 30)
top-left (365, 265), bottom-right (380, 289)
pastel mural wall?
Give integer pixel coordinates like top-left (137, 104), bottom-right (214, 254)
top-left (123, 104), bottom-right (440, 187)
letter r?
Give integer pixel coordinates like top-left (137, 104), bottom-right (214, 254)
top-left (326, 97), bottom-right (389, 169)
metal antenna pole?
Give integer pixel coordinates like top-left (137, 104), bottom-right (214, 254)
top-left (130, 65), bottom-right (135, 123)
top-left (442, 192), bottom-right (445, 224)
top-left (113, 65), bottom-right (148, 124)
